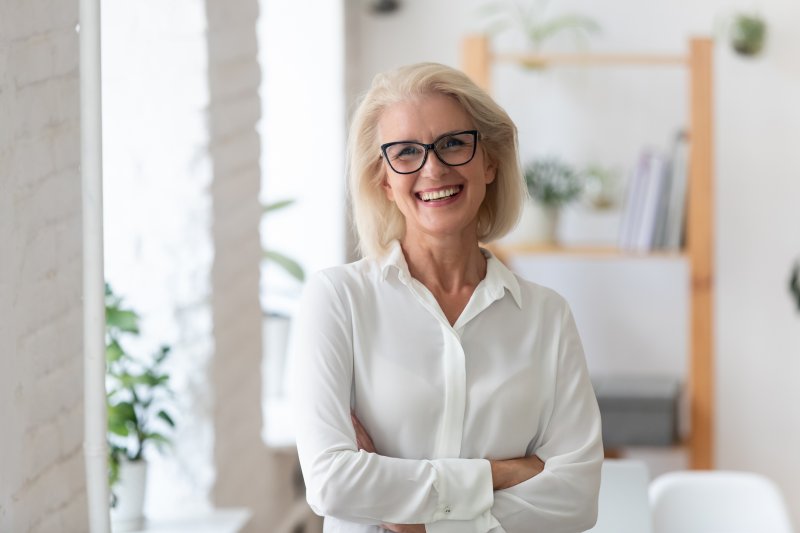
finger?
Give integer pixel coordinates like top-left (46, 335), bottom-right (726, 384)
top-left (351, 412), bottom-right (378, 453)
top-left (351, 411), bottom-right (363, 431)
top-left (352, 421), bottom-right (371, 452)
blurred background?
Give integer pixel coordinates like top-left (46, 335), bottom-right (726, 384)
top-left (2, 0), bottom-right (800, 531)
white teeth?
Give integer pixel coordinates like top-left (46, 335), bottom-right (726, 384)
top-left (418, 186), bottom-right (461, 202)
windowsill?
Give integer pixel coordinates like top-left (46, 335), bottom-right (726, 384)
top-left (128, 508), bottom-right (252, 533)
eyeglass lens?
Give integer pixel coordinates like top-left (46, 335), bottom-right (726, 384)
top-left (383, 131), bottom-right (477, 174)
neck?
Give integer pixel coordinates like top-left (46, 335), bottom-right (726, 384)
top-left (399, 232), bottom-right (487, 293)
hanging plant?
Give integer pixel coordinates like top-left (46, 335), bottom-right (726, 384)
top-left (729, 13), bottom-right (767, 57)
top-left (790, 261), bottom-right (800, 312)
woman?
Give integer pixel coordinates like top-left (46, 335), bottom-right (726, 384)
top-left (293, 63), bottom-right (602, 533)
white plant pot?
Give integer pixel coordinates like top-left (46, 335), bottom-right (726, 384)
top-left (503, 201), bottom-right (560, 246)
top-left (111, 458), bottom-right (148, 532)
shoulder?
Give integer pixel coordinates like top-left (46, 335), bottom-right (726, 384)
top-left (311, 257), bottom-right (380, 288)
top-left (303, 257), bottom-right (383, 304)
top-left (513, 274), bottom-right (572, 317)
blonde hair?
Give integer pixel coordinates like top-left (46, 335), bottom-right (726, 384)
top-left (347, 62), bottom-right (526, 259)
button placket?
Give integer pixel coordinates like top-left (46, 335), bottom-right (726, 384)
top-left (399, 277), bottom-right (467, 460)
top-left (433, 324), bottom-right (466, 459)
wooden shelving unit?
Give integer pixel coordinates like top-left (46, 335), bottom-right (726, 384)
top-left (462, 35), bottom-right (715, 469)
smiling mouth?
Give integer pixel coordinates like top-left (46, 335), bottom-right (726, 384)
top-left (415, 185), bottom-right (463, 202)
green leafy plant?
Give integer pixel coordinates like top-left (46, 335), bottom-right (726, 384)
top-left (523, 157), bottom-right (584, 207)
top-left (263, 199), bottom-right (305, 282)
top-left (730, 13), bottom-right (767, 57)
top-left (480, 0), bottom-right (601, 55)
top-left (106, 283), bottom-right (175, 501)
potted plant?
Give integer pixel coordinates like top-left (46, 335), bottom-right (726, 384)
top-left (524, 157), bottom-right (584, 207)
top-left (480, 0), bottom-right (600, 67)
top-left (729, 13), bottom-right (767, 57)
top-left (106, 283), bottom-right (176, 532)
top-left (506, 156), bottom-right (584, 245)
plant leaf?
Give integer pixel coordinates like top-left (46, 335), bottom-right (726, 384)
top-left (106, 339), bottom-right (125, 363)
top-left (106, 308), bottom-right (140, 333)
top-left (263, 199), bottom-right (295, 214)
top-left (154, 345), bottom-right (171, 364)
top-left (529, 14), bottom-right (601, 45)
top-left (157, 410), bottom-right (176, 427)
top-left (144, 433), bottom-right (171, 448)
top-left (264, 250), bottom-right (305, 282)
top-left (790, 262), bottom-right (800, 311)
top-left (108, 401), bottom-right (137, 436)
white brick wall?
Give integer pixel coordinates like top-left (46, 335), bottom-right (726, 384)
top-left (0, 0), bottom-right (87, 530)
top-left (205, 1), bottom-right (295, 531)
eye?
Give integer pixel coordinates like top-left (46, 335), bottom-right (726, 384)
top-left (388, 143), bottom-right (422, 161)
top-left (437, 133), bottom-right (473, 152)
top-left (398, 145), bottom-right (420, 156)
top-left (441, 136), bottom-right (464, 149)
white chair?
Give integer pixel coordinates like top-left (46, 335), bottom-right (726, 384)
top-left (649, 470), bottom-right (795, 533)
top-left (585, 459), bottom-right (654, 533)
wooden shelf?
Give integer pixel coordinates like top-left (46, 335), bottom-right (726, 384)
top-left (493, 51), bottom-right (688, 68)
top-left (464, 34), bottom-right (715, 469)
top-left (491, 243), bottom-right (687, 259)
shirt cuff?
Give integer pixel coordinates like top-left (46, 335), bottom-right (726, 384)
top-left (429, 458), bottom-right (494, 521)
top-left (425, 510), bottom-right (501, 533)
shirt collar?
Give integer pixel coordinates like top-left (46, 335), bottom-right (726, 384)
top-left (379, 240), bottom-right (522, 308)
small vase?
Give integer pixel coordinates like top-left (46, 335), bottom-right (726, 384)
top-left (111, 458), bottom-right (148, 532)
top-left (504, 201), bottom-right (560, 246)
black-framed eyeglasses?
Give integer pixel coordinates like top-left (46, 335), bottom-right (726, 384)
top-left (380, 130), bottom-right (480, 175)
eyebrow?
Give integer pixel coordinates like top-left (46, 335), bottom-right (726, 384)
top-left (385, 129), bottom-right (473, 145)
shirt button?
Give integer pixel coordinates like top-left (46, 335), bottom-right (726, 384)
top-left (444, 506), bottom-right (451, 514)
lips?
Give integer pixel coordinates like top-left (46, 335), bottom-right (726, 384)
top-left (415, 185), bottom-right (464, 202)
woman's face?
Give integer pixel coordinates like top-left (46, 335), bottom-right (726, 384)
top-left (377, 93), bottom-right (496, 244)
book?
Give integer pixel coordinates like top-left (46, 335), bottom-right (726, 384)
top-left (619, 149), bottom-right (670, 252)
top-left (634, 151), bottom-right (669, 251)
top-left (618, 151), bottom-right (648, 250)
top-left (660, 131), bottom-right (689, 250)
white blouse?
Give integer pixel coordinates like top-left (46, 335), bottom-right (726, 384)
top-left (292, 240), bottom-right (603, 533)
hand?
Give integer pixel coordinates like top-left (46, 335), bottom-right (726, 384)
top-left (380, 523), bottom-right (426, 533)
top-left (351, 414), bottom-right (425, 532)
top-left (351, 410), bottom-right (377, 453)
top-left (490, 455), bottom-right (545, 490)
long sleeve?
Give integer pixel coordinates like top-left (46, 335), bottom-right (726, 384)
top-left (489, 304), bottom-right (603, 533)
top-left (292, 272), bottom-right (496, 527)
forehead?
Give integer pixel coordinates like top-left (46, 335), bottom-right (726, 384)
top-left (377, 93), bottom-right (472, 142)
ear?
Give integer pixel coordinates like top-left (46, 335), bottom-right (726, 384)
top-left (484, 159), bottom-right (497, 185)
top-left (382, 174), bottom-right (395, 202)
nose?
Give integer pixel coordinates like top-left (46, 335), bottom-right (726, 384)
top-left (419, 148), bottom-right (448, 178)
